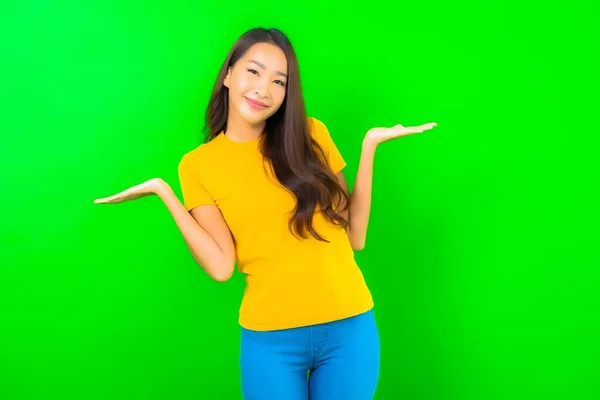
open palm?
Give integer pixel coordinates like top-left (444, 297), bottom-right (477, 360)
top-left (94, 178), bottom-right (165, 204)
top-left (366, 122), bottom-right (437, 145)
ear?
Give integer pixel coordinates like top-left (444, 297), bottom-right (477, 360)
top-left (223, 67), bottom-right (231, 88)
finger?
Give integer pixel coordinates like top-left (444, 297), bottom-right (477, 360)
top-left (94, 191), bottom-right (127, 204)
top-left (94, 196), bottom-right (119, 204)
top-left (93, 198), bottom-right (107, 204)
top-left (406, 123), bottom-right (436, 134)
top-left (402, 128), bottom-right (426, 135)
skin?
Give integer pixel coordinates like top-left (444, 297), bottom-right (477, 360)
top-left (222, 42), bottom-right (288, 142)
top-left (94, 42), bottom-right (437, 281)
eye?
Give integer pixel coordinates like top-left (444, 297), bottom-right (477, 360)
top-left (274, 80), bottom-right (286, 87)
top-left (247, 69), bottom-right (259, 75)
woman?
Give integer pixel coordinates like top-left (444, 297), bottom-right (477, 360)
top-left (95, 27), bottom-right (436, 399)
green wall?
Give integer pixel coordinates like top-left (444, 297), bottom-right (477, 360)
top-left (1, 1), bottom-right (597, 399)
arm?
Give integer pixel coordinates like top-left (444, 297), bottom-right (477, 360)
top-left (94, 177), bottom-right (236, 282)
top-left (157, 182), bottom-right (236, 282)
top-left (336, 121), bottom-right (437, 251)
top-left (337, 139), bottom-right (376, 251)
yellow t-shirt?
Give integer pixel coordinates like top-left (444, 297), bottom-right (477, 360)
top-left (177, 116), bottom-right (374, 331)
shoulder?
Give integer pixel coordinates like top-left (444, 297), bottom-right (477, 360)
top-left (305, 116), bottom-right (346, 172)
top-left (178, 140), bottom-right (218, 177)
top-left (307, 116), bottom-right (328, 135)
top-left (179, 135), bottom-right (223, 165)
top-left (179, 145), bottom-right (204, 167)
top-left (306, 116), bottom-right (334, 144)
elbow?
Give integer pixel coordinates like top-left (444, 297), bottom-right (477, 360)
top-left (347, 228), bottom-right (366, 251)
top-left (195, 254), bottom-right (235, 282)
top-left (349, 236), bottom-right (366, 251)
top-left (210, 263), bottom-right (234, 283)
top-left (212, 267), bottom-right (234, 283)
top-left (352, 242), bottom-right (365, 251)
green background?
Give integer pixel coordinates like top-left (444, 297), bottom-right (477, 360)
top-left (1, 1), bottom-right (598, 399)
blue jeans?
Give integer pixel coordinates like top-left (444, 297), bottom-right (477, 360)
top-left (239, 308), bottom-right (380, 399)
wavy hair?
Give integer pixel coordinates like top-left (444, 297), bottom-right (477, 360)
top-left (203, 27), bottom-right (349, 242)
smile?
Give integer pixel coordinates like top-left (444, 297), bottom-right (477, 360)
top-left (244, 97), bottom-right (269, 110)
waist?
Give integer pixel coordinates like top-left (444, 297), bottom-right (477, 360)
top-left (237, 261), bottom-right (373, 331)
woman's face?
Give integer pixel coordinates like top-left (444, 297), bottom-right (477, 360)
top-left (224, 42), bottom-right (288, 126)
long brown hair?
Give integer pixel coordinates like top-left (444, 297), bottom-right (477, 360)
top-left (202, 27), bottom-right (350, 242)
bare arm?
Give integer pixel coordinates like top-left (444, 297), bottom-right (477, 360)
top-left (336, 122), bottom-right (437, 251)
top-left (94, 178), bottom-right (236, 282)
top-left (157, 182), bottom-right (236, 282)
top-left (337, 139), bottom-right (376, 251)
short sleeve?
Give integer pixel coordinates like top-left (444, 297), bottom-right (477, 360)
top-left (177, 153), bottom-right (215, 210)
top-left (308, 117), bottom-right (347, 173)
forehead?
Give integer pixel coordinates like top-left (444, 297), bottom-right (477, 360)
top-left (241, 42), bottom-right (288, 73)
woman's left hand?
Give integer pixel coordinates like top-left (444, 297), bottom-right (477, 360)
top-left (365, 122), bottom-right (437, 146)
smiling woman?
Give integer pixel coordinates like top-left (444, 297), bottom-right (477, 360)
top-left (201, 29), bottom-right (353, 245)
top-left (94, 26), bottom-right (436, 400)
top-left (221, 43), bottom-right (289, 134)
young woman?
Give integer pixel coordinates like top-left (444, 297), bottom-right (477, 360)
top-left (95, 27), bottom-right (436, 399)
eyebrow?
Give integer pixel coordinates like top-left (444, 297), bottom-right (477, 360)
top-left (249, 60), bottom-right (288, 78)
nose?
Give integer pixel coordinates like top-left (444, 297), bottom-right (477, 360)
top-left (254, 78), bottom-right (270, 99)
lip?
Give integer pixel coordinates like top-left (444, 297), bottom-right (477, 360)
top-left (244, 97), bottom-right (268, 110)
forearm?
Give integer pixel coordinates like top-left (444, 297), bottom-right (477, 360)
top-left (157, 184), bottom-right (232, 282)
top-left (347, 140), bottom-right (377, 250)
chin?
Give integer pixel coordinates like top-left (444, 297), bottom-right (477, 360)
top-left (241, 109), bottom-right (271, 125)
top-left (240, 114), bottom-right (265, 126)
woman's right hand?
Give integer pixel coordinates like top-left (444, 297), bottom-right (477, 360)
top-left (94, 178), bottom-right (169, 204)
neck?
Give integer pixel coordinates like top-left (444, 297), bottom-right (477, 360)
top-left (225, 110), bottom-right (265, 142)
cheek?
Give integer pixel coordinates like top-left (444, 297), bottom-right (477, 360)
top-left (229, 74), bottom-right (251, 95)
top-left (273, 88), bottom-right (286, 106)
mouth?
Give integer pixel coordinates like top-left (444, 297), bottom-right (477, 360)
top-left (244, 97), bottom-right (269, 110)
